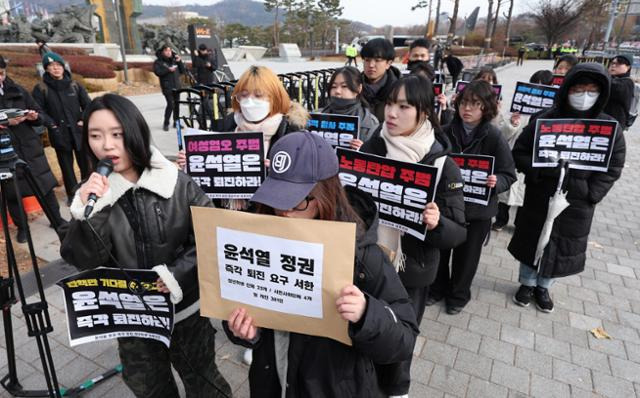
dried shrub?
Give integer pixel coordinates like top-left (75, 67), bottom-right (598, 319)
top-left (114, 61), bottom-right (153, 72)
top-left (71, 61), bottom-right (116, 79)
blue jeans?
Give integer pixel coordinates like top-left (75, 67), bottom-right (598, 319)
top-left (519, 263), bottom-right (555, 289)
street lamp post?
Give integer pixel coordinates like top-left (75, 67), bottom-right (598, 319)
top-left (114, 0), bottom-right (129, 84)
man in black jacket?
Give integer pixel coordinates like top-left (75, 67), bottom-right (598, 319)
top-left (360, 38), bottom-right (401, 122)
top-left (443, 51), bottom-right (464, 89)
top-left (192, 43), bottom-right (217, 85)
top-left (604, 54), bottom-right (635, 129)
top-left (33, 52), bottom-right (91, 205)
top-left (0, 55), bottom-right (65, 243)
top-left (153, 45), bottom-right (185, 131)
top-left (509, 63), bottom-right (626, 313)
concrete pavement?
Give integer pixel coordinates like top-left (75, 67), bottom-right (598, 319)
top-left (2, 59), bottom-right (640, 397)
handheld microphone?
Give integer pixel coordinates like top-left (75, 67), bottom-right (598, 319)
top-left (84, 158), bottom-right (114, 218)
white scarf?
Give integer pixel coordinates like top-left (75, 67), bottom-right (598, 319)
top-left (378, 119), bottom-right (435, 271)
top-left (234, 112), bottom-right (283, 155)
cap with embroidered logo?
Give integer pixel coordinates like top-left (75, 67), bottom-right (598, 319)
top-left (250, 132), bottom-right (338, 210)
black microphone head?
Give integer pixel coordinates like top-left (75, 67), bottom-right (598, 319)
top-left (95, 158), bottom-right (114, 177)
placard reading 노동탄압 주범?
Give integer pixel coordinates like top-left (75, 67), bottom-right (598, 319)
top-left (193, 207), bottom-right (356, 345)
top-left (449, 154), bottom-right (495, 206)
top-left (532, 118), bottom-right (618, 172)
top-left (308, 113), bottom-right (360, 149)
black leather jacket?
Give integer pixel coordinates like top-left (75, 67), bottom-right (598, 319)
top-left (60, 149), bottom-right (212, 319)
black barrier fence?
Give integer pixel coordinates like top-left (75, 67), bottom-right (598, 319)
top-left (173, 68), bottom-right (337, 131)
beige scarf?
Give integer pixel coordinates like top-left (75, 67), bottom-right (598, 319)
top-left (234, 112), bottom-right (283, 154)
top-left (226, 112), bottom-right (284, 210)
top-left (378, 119), bottom-right (435, 271)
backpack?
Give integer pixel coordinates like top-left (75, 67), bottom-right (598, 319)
top-left (626, 82), bottom-right (640, 128)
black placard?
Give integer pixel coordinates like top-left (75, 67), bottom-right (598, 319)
top-left (337, 148), bottom-right (438, 239)
top-left (510, 81), bottom-right (559, 115)
top-left (57, 268), bottom-right (174, 347)
top-left (532, 118), bottom-right (618, 172)
top-left (450, 154), bottom-right (495, 206)
top-left (433, 82), bottom-right (444, 114)
top-left (308, 113), bottom-right (360, 148)
top-left (183, 131), bottom-right (266, 199)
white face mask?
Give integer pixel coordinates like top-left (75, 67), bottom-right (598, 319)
top-left (568, 91), bottom-right (599, 111)
top-left (239, 97), bottom-right (271, 122)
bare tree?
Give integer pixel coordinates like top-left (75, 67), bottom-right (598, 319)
top-left (531, 0), bottom-right (588, 54)
top-left (484, 0), bottom-right (494, 50)
top-left (448, 0), bottom-right (460, 45)
top-left (503, 0), bottom-right (515, 49)
top-left (434, 0), bottom-right (442, 36)
top-left (491, 0), bottom-right (502, 43)
top-left (411, 0), bottom-right (434, 37)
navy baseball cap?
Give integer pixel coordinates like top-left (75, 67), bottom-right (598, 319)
top-left (250, 132), bottom-right (339, 210)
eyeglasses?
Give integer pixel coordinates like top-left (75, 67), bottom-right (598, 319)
top-left (233, 91), bottom-right (265, 101)
top-left (291, 196), bottom-right (315, 212)
top-left (459, 100), bottom-right (482, 110)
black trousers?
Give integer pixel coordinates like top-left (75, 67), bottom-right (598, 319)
top-left (376, 286), bottom-right (427, 396)
top-left (55, 147), bottom-right (90, 199)
top-left (517, 55), bottom-right (524, 65)
top-left (7, 188), bottom-right (62, 231)
top-left (118, 313), bottom-right (231, 398)
top-left (345, 57), bottom-right (357, 67)
top-left (495, 202), bottom-right (510, 226)
top-left (432, 219), bottom-right (492, 308)
top-left (162, 89), bottom-right (175, 127)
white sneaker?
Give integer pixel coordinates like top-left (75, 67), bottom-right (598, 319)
top-left (242, 348), bottom-right (253, 366)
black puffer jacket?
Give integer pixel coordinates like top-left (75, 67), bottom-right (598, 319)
top-left (361, 127), bottom-right (467, 288)
top-left (508, 63), bottom-right (626, 278)
top-left (32, 71), bottom-right (91, 151)
top-left (224, 187), bottom-right (419, 398)
top-left (153, 49), bottom-right (185, 92)
top-left (60, 148), bottom-right (212, 320)
top-left (443, 117), bottom-right (517, 220)
top-left (604, 70), bottom-right (634, 128)
top-left (0, 77), bottom-right (57, 197)
top-left (192, 52), bottom-right (217, 85)
top-left (362, 66), bottom-right (401, 122)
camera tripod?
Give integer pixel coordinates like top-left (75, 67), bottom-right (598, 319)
top-left (0, 154), bottom-right (63, 397)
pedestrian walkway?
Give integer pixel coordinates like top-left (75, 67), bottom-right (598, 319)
top-left (1, 60), bottom-right (639, 397)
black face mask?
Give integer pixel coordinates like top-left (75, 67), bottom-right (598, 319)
top-left (329, 96), bottom-right (359, 111)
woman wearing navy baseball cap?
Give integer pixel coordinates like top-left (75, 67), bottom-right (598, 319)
top-left (224, 131), bottom-right (419, 397)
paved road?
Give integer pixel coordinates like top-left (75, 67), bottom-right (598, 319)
top-left (3, 59), bottom-right (640, 397)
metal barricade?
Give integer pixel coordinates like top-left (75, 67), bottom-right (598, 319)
top-left (173, 88), bottom-right (205, 130)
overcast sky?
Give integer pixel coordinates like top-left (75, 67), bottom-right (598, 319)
top-left (142, 0), bottom-right (529, 28)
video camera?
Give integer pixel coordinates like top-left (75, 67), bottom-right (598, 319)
top-left (0, 108), bottom-right (29, 163)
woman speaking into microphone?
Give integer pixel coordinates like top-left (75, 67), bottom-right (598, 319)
top-left (60, 94), bottom-right (231, 398)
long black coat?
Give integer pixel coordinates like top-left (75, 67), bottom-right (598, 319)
top-left (224, 187), bottom-right (419, 398)
top-left (192, 53), bottom-right (217, 85)
top-left (443, 117), bottom-right (517, 221)
top-left (32, 72), bottom-right (91, 151)
top-left (508, 63), bottom-right (627, 278)
top-left (604, 71), bottom-right (634, 128)
top-left (0, 77), bottom-right (57, 198)
top-left (361, 127), bottom-right (467, 288)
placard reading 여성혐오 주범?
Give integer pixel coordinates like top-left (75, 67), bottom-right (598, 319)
top-left (449, 154), bottom-right (495, 206)
top-left (336, 148), bottom-right (438, 240)
top-left (532, 118), bottom-right (618, 172)
top-left (57, 268), bottom-right (174, 347)
top-left (183, 130), bottom-right (265, 199)
top-left (308, 113), bottom-right (360, 149)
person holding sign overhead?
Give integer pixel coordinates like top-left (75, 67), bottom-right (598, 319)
top-left (321, 66), bottom-right (380, 149)
top-left (509, 63), bottom-right (626, 313)
top-left (360, 75), bottom-right (467, 396)
top-left (432, 80), bottom-right (516, 315)
top-left (224, 132), bottom-right (419, 398)
top-left (60, 94), bottom-right (231, 397)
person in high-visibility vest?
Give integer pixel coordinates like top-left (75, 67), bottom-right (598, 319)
top-left (345, 44), bottom-right (358, 67)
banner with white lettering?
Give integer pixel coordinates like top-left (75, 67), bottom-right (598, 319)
top-left (183, 130), bottom-right (265, 199)
top-left (57, 268), bottom-right (174, 347)
top-left (336, 148), bottom-right (438, 240)
top-left (308, 113), bottom-right (359, 148)
top-left (533, 118), bottom-right (618, 172)
top-left (510, 81), bottom-right (558, 115)
top-left (450, 154), bottom-right (495, 206)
